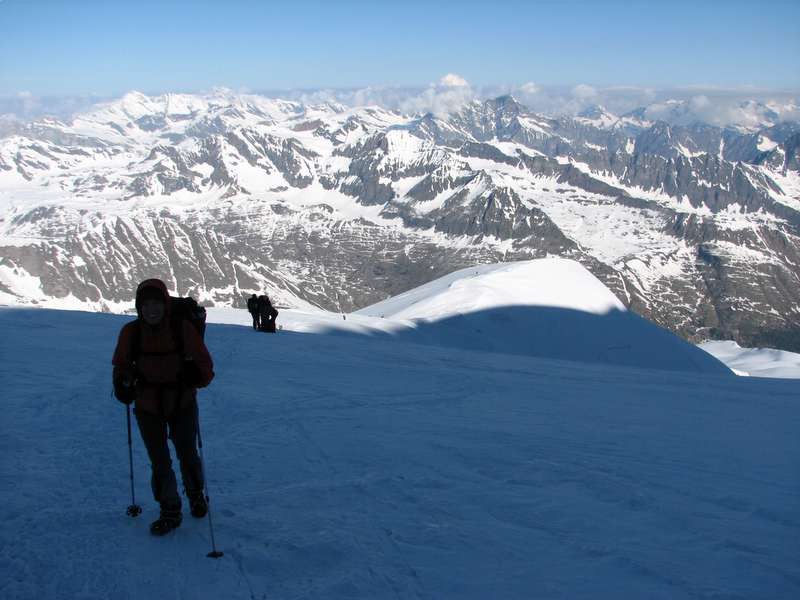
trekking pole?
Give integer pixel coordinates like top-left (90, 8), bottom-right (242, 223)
top-left (195, 401), bottom-right (223, 558)
top-left (125, 404), bottom-right (142, 517)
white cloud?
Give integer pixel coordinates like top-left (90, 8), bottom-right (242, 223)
top-left (572, 84), bottom-right (598, 100)
top-left (634, 93), bottom-right (800, 130)
top-left (400, 84), bottom-right (475, 117)
top-left (439, 73), bottom-right (469, 88)
top-left (689, 95), bottom-right (711, 110)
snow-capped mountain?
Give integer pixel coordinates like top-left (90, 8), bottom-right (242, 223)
top-left (1, 90), bottom-right (799, 351)
top-left (575, 105), bottom-right (621, 130)
top-left (618, 98), bottom-right (800, 132)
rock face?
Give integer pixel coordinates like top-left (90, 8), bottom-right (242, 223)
top-left (1, 91), bottom-right (799, 351)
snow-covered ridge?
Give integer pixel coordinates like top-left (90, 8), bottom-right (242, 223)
top-left (5, 256), bottom-right (734, 375)
top-left (356, 259), bottom-right (625, 319)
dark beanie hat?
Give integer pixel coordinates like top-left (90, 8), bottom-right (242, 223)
top-left (138, 287), bottom-right (163, 303)
top-left (134, 278), bottom-right (170, 317)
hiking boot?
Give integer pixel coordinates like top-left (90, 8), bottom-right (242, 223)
top-left (187, 491), bottom-right (208, 519)
top-left (150, 505), bottom-right (182, 536)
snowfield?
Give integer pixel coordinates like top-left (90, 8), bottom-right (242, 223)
top-left (0, 319), bottom-right (797, 597)
top-left (0, 260), bottom-right (797, 598)
top-left (700, 340), bottom-right (800, 379)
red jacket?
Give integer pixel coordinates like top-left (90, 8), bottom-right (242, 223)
top-left (112, 279), bottom-right (214, 416)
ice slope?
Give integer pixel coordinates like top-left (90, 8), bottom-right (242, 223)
top-left (0, 307), bottom-right (797, 600)
top-left (700, 340), bottom-right (800, 379)
top-left (355, 259), bottom-right (732, 375)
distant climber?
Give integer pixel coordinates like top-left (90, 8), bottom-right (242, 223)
top-left (246, 293), bottom-right (259, 330)
top-left (257, 294), bottom-right (279, 333)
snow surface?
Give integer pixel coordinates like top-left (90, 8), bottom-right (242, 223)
top-left (700, 340), bottom-right (800, 379)
top-left (767, 169), bottom-right (800, 213)
top-left (353, 259), bottom-right (729, 375)
top-left (357, 259), bottom-right (624, 319)
top-left (1, 306), bottom-right (797, 599)
top-left (530, 189), bottom-right (676, 267)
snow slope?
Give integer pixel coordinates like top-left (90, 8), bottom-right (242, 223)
top-left (0, 307), bottom-right (797, 599)
top-left (356, 259), bottom-right (625, 319)
top-left (354, 259), bottom-right (731, 375)
top-left (700, 340), bottom-right (800, 379)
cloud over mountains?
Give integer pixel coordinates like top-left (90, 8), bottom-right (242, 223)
top-left (1, 76), bottom-right (798, 130)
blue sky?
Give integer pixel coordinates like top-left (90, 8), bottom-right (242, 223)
top-left (1, 0), bottom-right (798, 95)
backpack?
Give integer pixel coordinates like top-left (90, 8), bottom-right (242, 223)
top-left (169, 296), bottom-right (207, 340)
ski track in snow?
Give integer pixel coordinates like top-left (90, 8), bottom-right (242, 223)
top-left (0, 307), bottom-right (798, 599)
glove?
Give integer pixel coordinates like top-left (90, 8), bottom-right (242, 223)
top-left (113, 371), bottom-right (136, 405)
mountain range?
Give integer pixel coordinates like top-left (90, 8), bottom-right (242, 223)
top-left (1, 90), bottom-right (799, 350)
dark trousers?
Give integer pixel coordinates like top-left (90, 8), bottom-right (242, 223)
top-left (135, 402), bottom-right (204, 509)
top-left (250, 311), bottom-right (260, 330)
